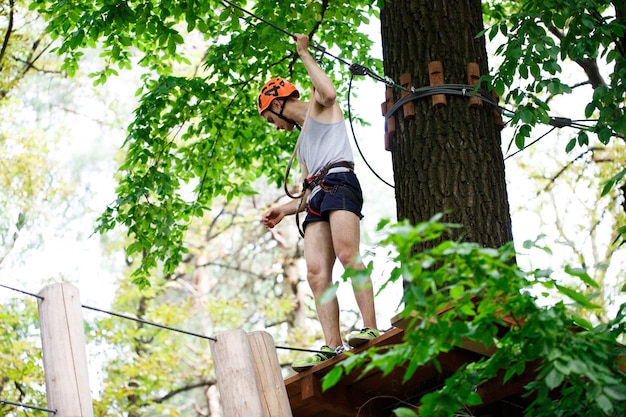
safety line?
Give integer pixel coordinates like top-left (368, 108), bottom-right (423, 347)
top-left (384, 84), bottom-right (500, 121)
top-left (275, 345), bottom-right (336, 354)
top-left (0, 283), bottom-right (43, 299)
top-left (0, 284), bottom-right (217, 342)
top-left (219, 0), bottom-right (622, 172)
top-left (380, 84), bottom-right (619, 162)
top-left (81, 304), bottom-right (218, 342)
top-left (220, 0), bottom-right (397, 88)
top-left (347, 73), bottom-right (395, 188)
top-left (221, 0), bottom-right (348, 68)
top-left (0, 284), bottom-right (354, 354)
top-left (0, 399), bottom-right (56, 414)
top-left (503, 127), bottom-right (557, 160)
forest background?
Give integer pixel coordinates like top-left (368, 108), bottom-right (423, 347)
top-left (1, 0), bottom-right (625, 416)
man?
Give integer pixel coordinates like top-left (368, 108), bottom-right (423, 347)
top-left (260, 34), bottom-right (379, 372)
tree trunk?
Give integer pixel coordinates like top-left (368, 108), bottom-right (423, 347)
top-left (380, 0), bottom-right (514, 250)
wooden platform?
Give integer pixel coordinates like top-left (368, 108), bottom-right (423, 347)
top-left (284, 315), bottom-right (532, 417)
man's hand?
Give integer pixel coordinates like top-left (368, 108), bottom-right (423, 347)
top-left (294, 33), bottom-right (311, 58)
top-left (262, 207), bottom-right (285, 229)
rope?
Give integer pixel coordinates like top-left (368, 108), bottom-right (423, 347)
top-left (380, 84), bottom-right (621, 162)
top-left (347, 73), bottom-right (395, 188)
top-left (0, 284), bottom-right (370, 354)
top-left (0, 399), bottom-right (56, 414)
top-left (221, 0), bottom-right (348, 66)
top-left (0, 283), bottom-right (43, 299)
top-left (81, 304), bottom-right (218, 342)
top-left (275, 345), bottom-right (336, 354)
top-left (504, 126), bottom-right (557, 160)
top-left (383, 84), bottom-right (500, 122)
top-left (220, 0), bottom-right (398, 89)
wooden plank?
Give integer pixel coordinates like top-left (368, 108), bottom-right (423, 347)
top-left (286, 328), bottom-right (406, 417)
top-left (285, 327), bottom-right (405, 386)
top-left (475, 361), bottom-right (539, 408)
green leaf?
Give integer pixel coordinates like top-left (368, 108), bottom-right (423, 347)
top-left (475, 28), bottom-right (488, 39)
top-left (319, 283), bottom-right (339, 304)
top-left (601, 168), bottom-right (626, 197)
top-left (322, 366), bottom-right (344, 391)
top-left (545, 367), bottom-right (564, 389)
top-left (393, 407), bottom-right (418, 417)
top-left (555, 284), bottom-right (600, 309)
top-left (465, 391), bottom-right (483, 406)
top-left (595, 393), bottom-right (614, 414)
top-left (570, 314), bottom-right (593, 330)
top-left (604, 384), bottom-right (626, 401)
top-left (450, 284), bottom-right (465, 299)
top-left (553, 13), bottom-right (567, 29)
top-left (612, 226), bottom-right (626, 248)
top-left (564, 265), bottom-right (599, 289)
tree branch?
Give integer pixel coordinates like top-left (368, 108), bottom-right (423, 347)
top-left (546, 24), bottom-right (607, 89)
top-left (150, 379), bottom-right (216, 404)
top-left (613, 0), bottom-right (626, 57)
top-left (0, 0), bottom-right (14, 71)
top-left (539, 148), bottom-right (598, 195)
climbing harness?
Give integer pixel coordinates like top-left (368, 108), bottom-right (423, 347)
top-left (295, 160), bottom-right (357, 238)
top-left (303, 160), bottom-right (355, 192)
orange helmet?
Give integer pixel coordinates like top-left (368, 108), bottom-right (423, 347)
top-left (258, 77), bottom-right (300, 114)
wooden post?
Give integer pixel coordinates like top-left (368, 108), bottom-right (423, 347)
top-left (248, 331), bottom-right (293, 417)
top-left (210, 329), bottom-right (266, 416)
top-left (38, 283), bottom-right (94, 417)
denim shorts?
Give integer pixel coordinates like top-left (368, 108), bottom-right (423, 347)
top-left (303, 171), bottom-right (364, 231)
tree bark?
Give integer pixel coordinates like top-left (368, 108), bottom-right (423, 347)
top-left (380, 0), bottom-right (514, 250)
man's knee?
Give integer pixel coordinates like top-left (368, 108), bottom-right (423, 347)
top-left (333, 245), bottom-right (362, 269)
top-left (307, 269), bottom-right (331, 295)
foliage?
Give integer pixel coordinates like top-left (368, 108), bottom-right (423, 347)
top-left (0, 298), bottom-right (46, 417)
top-left (483, 0), bottom-right (625, 141)
top-left (510, 140), bottom-right (626, 321)
top-left (0, 111), bottom-right (65, 264)
top-left (325, 216), bottom-right (626, 416)
top-left (0, 0), bottom-right (55, 96)
top-left (88, 277), bottom-right (215, 416)
top-left (0, 0), bottom-right (72, 266)
top-left (26, 0), bottom-right (626, 285)
top-left (28, 0), bottom-right (381, 286)
top-left (481, 0), bottom-right (626, 237)
top-left (0, 190), bottom-right (316, 417)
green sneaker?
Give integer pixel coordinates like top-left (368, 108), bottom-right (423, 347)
top-left (347, 327), bottom-right (380, 347)
top-left (291, 345), bottom-right (342, 373)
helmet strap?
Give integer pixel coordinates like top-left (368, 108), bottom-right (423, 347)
top-left (270, 98), bottom-right (300, 129)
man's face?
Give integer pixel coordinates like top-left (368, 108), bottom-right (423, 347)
top-left (262, 105), bottom-right (295, 131)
